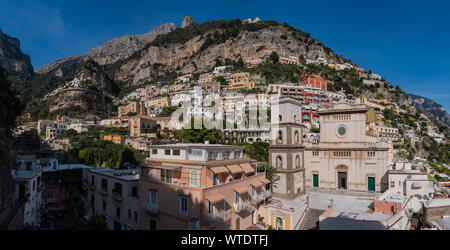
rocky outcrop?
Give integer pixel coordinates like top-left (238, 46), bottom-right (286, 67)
top-left (181, 16), bottom-right (195, 28)
top-left (114, 23), bottom-right (345, 84)
top-left (408, 94), bottom-right (450, 126)
top-left (0, 28), bottom-right (33, 75)
top-left (35, 23), bottom-right (176, 76)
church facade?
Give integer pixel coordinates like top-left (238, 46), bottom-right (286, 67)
top-left (304, 102), bottom-right (390, 192)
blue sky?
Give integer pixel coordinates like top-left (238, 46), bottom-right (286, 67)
top-left (1, 0), bottom-right (449, 111)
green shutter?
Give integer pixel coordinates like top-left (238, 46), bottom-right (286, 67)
top-left (368, 177), bottom-right (375, 192)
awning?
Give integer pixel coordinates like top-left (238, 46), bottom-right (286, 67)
top-left (250, 181), bottom-right (263, 188)
top-left (151, 165), bottom-right (182, 171)
top-left (226, 164), bottom-right (244, 175)
top-left (210, 166), bottom-right (229, 174)
top-left (260, 179), bottom-right (271, 185)
top-left (239, 163), bottom-right (255, 175)
top-left (205, 193), bottom-right (225, 203)
top-left (412, 182), bottom-right (423, 189)
top-left (234, 186), bottom-right (249, 194)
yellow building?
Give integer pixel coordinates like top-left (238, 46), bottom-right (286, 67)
top-left (327, 63), bottom-right (339, 70)
top-left (118, 102), bottom-right (146, 117)
top-left (169, 83), bottom-right (185, 92)
top-left (380, 99), bottom-right (390, 105)
top-left (229, 72), bottom-right (255, 90)
top-left (103, 135), bottom-right (126, 144)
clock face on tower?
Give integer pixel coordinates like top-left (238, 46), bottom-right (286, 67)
top-left (337, 125), bottom-right (347, 137)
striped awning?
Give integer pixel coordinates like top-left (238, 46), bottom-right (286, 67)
top-left (205, 193), bottom-right (225, 203)
top-left (210, 166), bottom-right (229, 174)
top-left (250, 181), bottom-right (263, 188)
top-left (260, 179), bottom-right (271, 185)
top-left (239, 163), bottom-right (255, 175)
top-left (226, 164), bottom-right (244, 175)
top-left (234, 186), bottom-right (249, 194)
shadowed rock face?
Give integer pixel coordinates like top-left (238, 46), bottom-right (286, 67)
top-left (0, 28), bottom-right (34, 75)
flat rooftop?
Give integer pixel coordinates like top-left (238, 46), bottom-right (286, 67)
top-left (148, 143), bottom-right (244, 150)
top-left (89, 167), bottom-right (139, 181)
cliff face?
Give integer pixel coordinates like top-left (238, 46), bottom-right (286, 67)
top-left (113, 21), bottom-right (347, 85)
top-left (0, 28), bottom-right (34, 75)
top-left (35, 23), bottom-right (176, 76)
top-left (408, 94), bottom-right (450, 126)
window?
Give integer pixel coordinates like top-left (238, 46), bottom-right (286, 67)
top-left (179, 196), bottom-right (189, 215)
top-left (390, 181), bottom-right (395, 188)
top-left (278, 131), bottom-right (283, 143)
top-left (252, 186), bottom-right (256, 197)
top-left (131, 186), bottom-right (138, 198)
top-left (190, 150), bottom-right (203, 156)
top-left (190, 170), bottom-right (200, 187)
top-left (222, 152), bottom-right (231, 160)
top-left (149, 190), bottom-right (158, 204)
top-left (235, 191), bottom-right (240, 203)
top-left (152, 149), bottom-right (157, 155)
top-left (165, 170), bottom-right (172, 184)
top-left (116, 207), bottom-right (121, 218)
top-left (33, 180), bottom-right (36, 191)
top-left (295, 131), bottom-right (299, 144)
top-left (367, 151), bottom-right (376, 157)
top-left (103, 201), bottom-right (106, 211)
top-left (312, 151), bottom-right (319, 156)
top-left (91, 176), bottom-right (95, 185)
top-left (337, 126), bottom-right (347, 136)
top-left (128, 209), bottom-right (131, 220)
top-left (296, 155), bottom-right (301, 168)
top-left (165, 149), bottom-right (171, 155)
top-left (47, 192), bottom-right (52, 199)
top-left (334, 151), bottom-right (351, 157)
top-left (208, 201), bottom-right (214, 215)
top-left (276, 155), bottom-right (282, 168)
top-left (208, 152), bottom-right (217, 161)
top-left (101, 179), bottom-right (108, 191)
top-left (213, 173), bottom-right (219, 186)
top-left (134, 211), bottom-right (138, 222)
top-left (173, 150), bottom-right (180, 156)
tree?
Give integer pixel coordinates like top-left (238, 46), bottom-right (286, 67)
top-left (269, 51), bottom-right (279, 64)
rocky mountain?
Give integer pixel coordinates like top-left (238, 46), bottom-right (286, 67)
top-left (0, 28), bottom-right (33, 75)
top-left (111, 19), bottom-right (351, 85)
top-left (35, 22), bottom-right (176, 76)
top-left (408, 94), bottom-right (450, 126)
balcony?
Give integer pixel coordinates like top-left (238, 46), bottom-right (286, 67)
top-left (112, 191), bottom-right (122, 202)
top-left (99, 188), bottom-right (108, 196)
top-left (46, 198), bottom-right (57, 204)
top-left (142, 201), bottom-right (159, 215)
top-left (233, 200), bottom-right (249, 213)
top-left (204, 211), bottom-right (231, 226)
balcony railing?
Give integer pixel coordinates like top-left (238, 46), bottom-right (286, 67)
top-left (142, 201), bottom-right (159, 215)
top-left (112, 191), bottom-right (122, 202)
top-left (99, 188), bottom-right (108, 196)
top-left (204, 211), bottom-right (231, 226)
top-left (233, 200), bottom-right (249, 213)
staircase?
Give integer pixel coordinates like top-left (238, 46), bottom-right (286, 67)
top-left (297, 208), bottom-right (325, 230)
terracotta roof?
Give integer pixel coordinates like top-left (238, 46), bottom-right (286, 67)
top-left (226, 164), bottom-right (244, 175)
top-left (205, 193), bottom-right (225, 203)
top-left (246, 226), bottom-right (261, 230)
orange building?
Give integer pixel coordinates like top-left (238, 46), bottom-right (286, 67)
top-left (103, 135), bottom-right (126, 145)
top-left (138, 144), bottom-right (270, 230)
top-left (300, 74), bottom-right (327, 90)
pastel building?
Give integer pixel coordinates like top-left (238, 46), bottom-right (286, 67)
top-left (138, 143), bottom-right (270, 230)
top-left (82, 167), bottom-right (140, 230)
top-left (118, 102), bottom-right (146, 118)
top-left (229, 72), bottom-right (255, 90)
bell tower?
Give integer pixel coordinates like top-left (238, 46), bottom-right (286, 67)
top-left (269, 97), bottom-right (306, 200)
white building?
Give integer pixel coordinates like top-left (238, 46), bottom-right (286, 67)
top-left (13, 155), bottom-right (44, 228)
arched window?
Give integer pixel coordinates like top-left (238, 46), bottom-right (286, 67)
top-left (276, 156), bottom-right (282, 168)
top-left (279, 115), bottom-right (282, 122)
top-left (294, 131), bottom-right (299, 144)
top-left (296, 155), bottom-right (300, 168)
top-left (278, 131), bottom-right (283, 143)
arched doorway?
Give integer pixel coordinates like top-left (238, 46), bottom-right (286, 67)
top-left (275, 217), bottom-right (284, 230)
